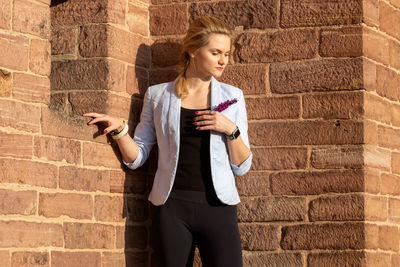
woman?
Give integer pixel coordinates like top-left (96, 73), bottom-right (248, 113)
top-left (84, 16), bottom-right (252, 267)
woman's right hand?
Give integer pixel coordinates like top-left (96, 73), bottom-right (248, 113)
top-left (82, 112), bottom-right (124, 134)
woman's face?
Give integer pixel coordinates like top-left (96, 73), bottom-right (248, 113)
top-left (191, 33), bottom-right (231, 79)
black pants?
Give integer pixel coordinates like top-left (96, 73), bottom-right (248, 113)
top-left (153, 190), bottom-right (243, 267)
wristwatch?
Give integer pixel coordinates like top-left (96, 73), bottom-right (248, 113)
top-left (226, 126), bottom-right (240, 140)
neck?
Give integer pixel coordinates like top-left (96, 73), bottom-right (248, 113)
top-left (184, 66), bottom-right (212, 93)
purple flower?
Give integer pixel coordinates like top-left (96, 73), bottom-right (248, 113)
top-left (213, 98), bottom-right (238, 112)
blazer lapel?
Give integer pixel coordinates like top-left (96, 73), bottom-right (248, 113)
top-left (210, 76), bottom-right (223, 111)
top-left (167, 77), bottom-right (181, 154)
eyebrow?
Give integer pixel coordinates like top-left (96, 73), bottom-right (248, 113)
top-left (212, 49), bottom-right (231, 53)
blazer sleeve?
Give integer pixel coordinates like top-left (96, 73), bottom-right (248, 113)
top-left (123, 87), bottom-right (157, 170)
top-left (230, 90), bottom-right (253, 176)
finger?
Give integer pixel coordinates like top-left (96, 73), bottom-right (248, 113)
top-left (87, 116), bottom-right (109, 125)
top-left (103, 125), bottom-right (119, 134)
top-left (196, 125), bottom-right (214, 131)
top-left (82, 112), bottom-right (104, 117)
top-left (194, 115), bottom-right (215, 121)
top-left (195, 110), bottom-right (217, 115)
top-left (194, 120), bottom-right (214, 126)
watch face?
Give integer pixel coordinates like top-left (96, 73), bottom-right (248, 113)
top-left (233, 128), bottom-right (240, 139)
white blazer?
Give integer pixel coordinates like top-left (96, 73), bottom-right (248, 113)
top-left (123, 76), bottom-right (252, 205)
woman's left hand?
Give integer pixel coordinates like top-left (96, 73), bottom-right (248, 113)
top-left (194, 110), bottom-right (237, 136)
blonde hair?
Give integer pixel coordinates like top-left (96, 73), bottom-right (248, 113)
top-left (175, 16), bottom-right (232, 98)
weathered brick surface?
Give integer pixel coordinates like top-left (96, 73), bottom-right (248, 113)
top-left (303, 91), bottom-right (363, 119)
top-left (151, 38), bottom-right (181, 68)
top-left (0, 32), bottom-right (29, 71)
top-left (363, 59), bottom-right (377, 91)
top-left (270, 58), bottom-right (362, 94)
top-left (125, 197), bottom-right (148, 222)
top-left (29, 38), bottom-right (51, 76)
top-left (63, 223), bottom-right (115, 249)
top-left (364, 120), bottom-right (378, 146)
top-left (0, 221), bottom-right (63, 247)
top-left (246, 96), bottom-right (300, 120)
top-left (390, 39), bottom-right (400, 70)
top-left (378, 125), bottom-right (400, 150)
top-left (363, 27), bottom-right (390, 65)
top-left (376, 64), bottom-right (399, 101)
top-left (83, 142), bottom-right (121, 168)
top-left (51, 252), bottom-right (101, 267)
top-left (150, 4), bottom-right (188, 35)
top-left (235, 29), bottom-right (317, 63)
top-left (280, 0), bottom-right (362, 27)
top-left (320, 26), bottom-right (362, 57)
top-left (365, 195), bottom-right (388, 221)
top-left (271, 170), bottom-right (364, 195)
top-left (39, 193), bottom-right (93, 219)
top-left (126, 65), bottom-right (148, 96)
top-left (34, 136), bottom-right (81, 164)
top-left (110, 170), bottom-right (147, 194)
top-left (0, 0), bottom-right (11, 30)
top-left (249, 120), bottom-right (363, 146)
top-left (381, 174), bottom-right (400, 196)
top-left (0, 251), bottom-right (9, 267)
top-left (364, 93), bottom-right (391, 124)
top-left (308, 252), bottom-right (366, 267)
top-left (364, 146), bottom-right (391, 171)
top-left (379, 1), bottom-right (400, 40)
top-left (59, 166), bottom-right (110, 192)
top-left (13, 73), bottom-right (50, 104)
top-left (309, 194), bottom-right (364, 221)
top-left (0, 131), bottom-right (32, 159)
top-left (0, 158), bottom-right (57, 188)
top-left (0, 99), bottom-right (40, 132)
top-left (239, 224), bottom-right (279, 250)
top-left (238, 197), bottom-right (306, 222)
top-left (13, 0), bottom-right (50, 38)
top-left (311, 146), bottom-right (363, 169)
top-left (119, 226), bottom-right (148, 249)
top-left (251, 147), bottom-right (307, 171)
top-left (11, 252), bottom-right (49, 267)
top-left (94, 195), bottom-right (124, 222)
top-left (243, 252), bottom-right (303, 267)
top-left (149, 69), bottom-right (178, 86)
top-left (220, 65), bottom-right (266, 95)
top-left (0, 189), bottom-right (36, 215)
top-left (365, 168), bottom-right (380, 194)
top-left (365, 252), bottom-right (391, 267)
top-left (102, 252), bottom-right (148, 267)
top-left (236, 172), bottom-right (269, 197)
top-left (392, 103), bottom-right (400, 128)
top-left (281, 223), bottom-right (364, 250)
top-left (127, 3), bottom-right (149, 36)
top-left (389, 198), bottom-right (400, 222)
top-left (51, 27), bottom-right (76, 55)
top-left (189, 0), bottom-right (278, 29)
top-left (378, 225), bottom-right (400, 251)
top-left (0, 69), bottom-right (11, 97)
top-left (393, 152), bottom-right (400, 175)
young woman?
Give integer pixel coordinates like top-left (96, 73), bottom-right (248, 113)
top-left (84, 16), bottom-right (252, 267)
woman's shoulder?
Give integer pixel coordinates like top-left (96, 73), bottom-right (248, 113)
top-left (216, 79), bottom-right (244, 98)
top-left (146, 79), bottom-right (176, 101)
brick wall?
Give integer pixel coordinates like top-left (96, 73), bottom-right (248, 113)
top-left (0, 0), bottom-right (399, 266)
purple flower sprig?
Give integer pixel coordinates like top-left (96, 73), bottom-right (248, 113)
top-left (213, 98), bottom-right (238, 112)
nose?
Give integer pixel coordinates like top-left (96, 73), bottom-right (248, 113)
top-left (218, 54), bottom-right (227, 65)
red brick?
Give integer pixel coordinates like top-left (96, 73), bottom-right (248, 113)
top-left (251, 147), bottom-right (307, 171)
top-left (364, 93), bottom-right (391, 124)
top-left (189, 0), bottom-right (278, 30)
top-left (238, 197), bottom-right (306, 222)
top-left (249, 120), bottom-right (363, 146)
top-left (29, 39), bottom-right (51, 76)
top-left (379, 225), bottom-right (400, 251)
top-left (393, 152), bottom-right (400, 175)
top-left (364, 120), bottom-right (378, 146)
top-left (303, 91), bottom-right (363, 119)
top-left (118, 226), bottom-right (148, 249)
top-left (236, 172), bottom-right (269, 197)
top-left (280, 0), bottom-right (362, 27)
top-left (308, 252), bottom-right (366, 267)
top-left (0, 158), bottom-right (57, 188)
top-left (0, 221), bottom-right (63, 247)
top-left (391, 0), bottom-right (400, 8)
top-left (378, 125), bottom-right (400, 150)
top-left (393, 254), bottom-right (400, 267)
top-left (363, 0), bottom-right (379, 27)
top-left (392, 104), bottom-right (400, 128)
top-left (51, 252), bottom-right (100, 267)
top-left (379, 1), bottom-right (400, 40)
top-left (125, 197), bottom-right (148, 222)
top-left (126, 65), bottom-right (148, 96)
top-left (311, 146), bottom-right (363, 169)
top-left (13, 0), bottom-right (50, 38)
top-left (0, 189), bottom-right (36, 215)
top-left (152, 0), bottom-right (183, 3)
top-left (13, 73), bottom-right (50, 104)
top-left (243, 252), bottom-right (303, 267)
top-left (309, 195), bottom-right (364, 221)
top-left (127, 3), bottom-right (148, 36)
top-left (235, 29), bottom-right (317, 63)
top-left (0, 131), bottom-right (32, 159)
top-left (0, 69), bottom-right (11, 97)
top-left (270, 58), bottom-right (362, 94)
top-left (39, 193), bottom-right (93, 219)
top-left (363, 27), bottom-right (390, 65)
top-left (320, 26), bottom-right (362, 57)
top-left (364, 146), bottom-right (391, 171)
top-left (11, 252), bottom-right (49, 267)
top-left (239, 224), bottom-right (279, 251)
top-left (220, 65), bottom-right (267, 95)
top-left (149, 69), bottom-right (179, 86)
top-left (59, 166), bottom-right (110, 192)
top-left (83, 142), bottom-right (121, 168)
top-left (0, 251), bottom-right (9, 267)
top-left (382, 174), bottom-right (400, 196)
top-left (281, 223), bottom-right (364, 250)
top-left (35, 0), bottom-right (51, 5)
top-left (390, 39), bottom-right (400, 70)
top-left (365, 223), bottom-right (380, 249)
top-left (63, 222), bottom-right (115, 249)
top-left (41, 107), bottom-right (107, 143)
top-left (34, 136), bottom-right (81, 164)
top-left (365, 195), bottom-right (388, 221)
top-left (51, 27), bottom-right (76, 55)
top-left (365, 168), bottom-right (380, 194)
top-left (110, 170), bottom-right (147, 194)
top-left (0, 0), bottom-right (11, 30)
top-left (0, 99), bottom-right (40, 132)
top-left (106, 0), bottom-right (126, 25)
top-left (150, 4), bottom-right (188, 35)
top-left (365, 251), bottom-right (391, 266)
top-left (0, 32), bottom-right (29, 71)
top-left (271, 169), bottom-right (364, 195)
top-left (94, 195), bottom-right (124, 222)
top-left (389, 198), bottom-right (400, 222)
top-left (151, 38), bottom-right (181, 68)
top-left (102, 252), bottom-right (148, 267)
top-left (363, 59), bottom-right (376, 91)
top-left (246, 96), bottom-right (300, 120)
top-left (376, 65), bottom-right (399, 101)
